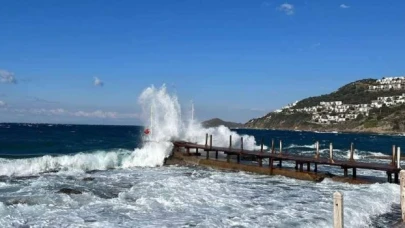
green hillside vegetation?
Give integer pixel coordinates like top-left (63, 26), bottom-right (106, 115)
top-left (294, 79), bottom-right (404, 109)
top-left (246, 112), bottom-right (313, 129)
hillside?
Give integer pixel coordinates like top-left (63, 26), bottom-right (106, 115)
top-left (202, 118), bottom-right (244, 129)
top-left (245, 77), bottom-right (405, 134)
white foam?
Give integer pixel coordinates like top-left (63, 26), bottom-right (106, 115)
top-left (0, 150), bottom-right (128, 176)
top-left (0, 161), bottom-right (399, 227)
top-left (285, 143), bottom-right (316, 149)
top-left (127, 84), bottom-right (263, 167)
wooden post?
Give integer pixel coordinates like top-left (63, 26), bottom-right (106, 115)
top-left (205, 133), bottom-right (208, 147)
top-left (400, 170), bottom-right (405, 222)
top-left (343, 167), bottom-right (348, 177)
top-left (315, 141), bottom-right (320, 159)
top-left (260, 137), bottom-right (264, 153)
top-left (307, 162), bottom-right (310, 171)
top-left (333, 192), bottom-right (344, 228)
top-left (215, 151), bottom-right (218, 159)
top-left (271, 139), bottom-right (275, 153)
top-left (314, 163), bottom-right (318, 172)
top-left (393, 145), bottom-right (396, 166)
top-left (349, 143), bottom-right (354, 162)
top-left (227, 135), bottom-right (232, 162)
top-left (210, 135), bottom-right (212, 149)
top-left (239, 137), bottom-right (243, 164)
top-left (398, 147), bottom-right (401, 169)
top-left (330, 143), bottom-right (334, 163)
top-left (388, 172), bottom-right (392, 183)
top-left (269, 158), bottom-right (274, 175)
top-left (279, 140), bottom-right (283, 154)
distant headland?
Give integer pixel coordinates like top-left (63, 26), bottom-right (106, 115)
top-left (201, 118), bottom-right (244, 129)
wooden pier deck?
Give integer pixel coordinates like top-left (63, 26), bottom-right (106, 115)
top-left (172, 135), bottom-right (402, 183)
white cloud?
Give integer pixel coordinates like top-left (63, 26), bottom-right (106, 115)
top-left (7, 107), bottom-right (139, 120)
top-left (94, 77), bottom-right (104, 87)
top-left (0, 100), bottom-right (6, 107)
top-left (340, 4), bottom-right (350, 9)
top-left (0, 69), bottom-right (17, 84)
top-left (73, 110), bottom-right (117, 118)
top-left (278, 3), bottom-right (294, 15)
top-left (49, 108), bottom-right (66, 115)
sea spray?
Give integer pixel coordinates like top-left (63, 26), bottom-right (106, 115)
top-left (127, 84), bottom-right (264, 167)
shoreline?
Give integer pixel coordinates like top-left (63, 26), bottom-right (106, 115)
top-left (237, 126), bottom-right (405, 136)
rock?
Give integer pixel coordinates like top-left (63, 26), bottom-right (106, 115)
top-left (14, 175), bottom-right (39, 180)
top-left (57, 188), bottom-right (82, 195)
top-left (82, 177), bottom-right (95, 181)
top-left (5, 198), bottom-right (30, 206)
top-left (325, 172), bottom-right (336, 178)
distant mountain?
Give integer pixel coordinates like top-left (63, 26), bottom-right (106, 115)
top-left (202, 118), bottom-right (244, 129)
top-left (245, 77), bottom-right (405, 134)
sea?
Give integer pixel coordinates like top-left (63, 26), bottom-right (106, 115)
top-left (0, 85), bottom-right (403, 228)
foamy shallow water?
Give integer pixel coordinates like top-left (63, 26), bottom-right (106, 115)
top-left (0, 165), bottom-right (399, 228)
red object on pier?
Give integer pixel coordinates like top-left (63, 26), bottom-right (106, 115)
top-left (144, 128), bottom-right (150, 135)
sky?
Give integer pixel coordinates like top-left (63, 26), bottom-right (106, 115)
top-left (0, 0), bottom-right (404, 125)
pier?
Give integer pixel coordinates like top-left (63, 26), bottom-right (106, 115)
top-left (171, 134), bottom-right (402, 184)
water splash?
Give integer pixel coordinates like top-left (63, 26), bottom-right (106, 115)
top-left (125, 84), bottom-right (263, 167)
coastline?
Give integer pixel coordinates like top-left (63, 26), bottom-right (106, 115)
top-left (239, 126), bottom-right (404, 136)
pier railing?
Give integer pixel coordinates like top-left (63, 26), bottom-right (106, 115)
top-left (173, 134), bottom-right (402, 183)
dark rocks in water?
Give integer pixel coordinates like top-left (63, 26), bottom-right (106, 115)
top-left (0, 176), bottom-right (10, 182)
top-left (39, 169), bottom-right (60, 175)
top-left (86, 169), bottom-right (104, 174)
top-left (57, 188), bottom-right (82, 195)
top-left (84, 218), bottom-right (98, 223)
top-left (92, 191), bottom-right (119, 199)
top-left (325, 172), bottom-right (336, 178)
top-left (14, 175), bottom-right (39, 181)
top-left (86, 168), bottom-right (115, 174)
top-left (5, 198), bottom-right (30, 206)
top-left (82, 177), bottom-right (95, 181)
top-left (314, 176), bottom-right (325, 183)
top-left (0, 175), bottom-right (40, 184)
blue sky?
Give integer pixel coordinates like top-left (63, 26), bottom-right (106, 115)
top-left (0, 0), bottom-right (404, 125)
